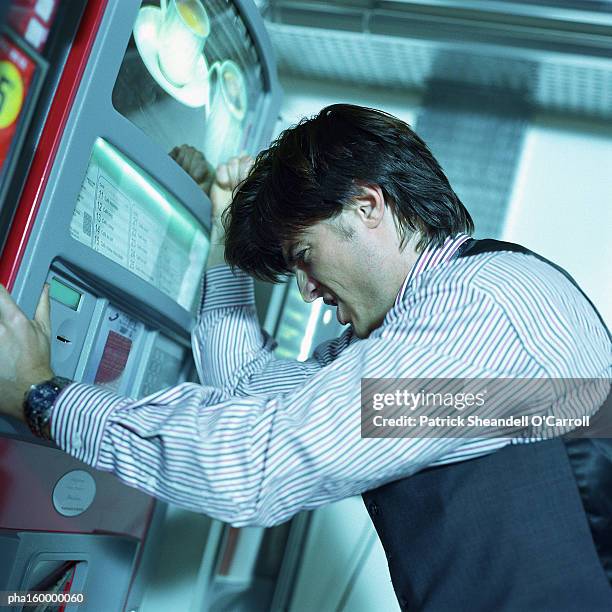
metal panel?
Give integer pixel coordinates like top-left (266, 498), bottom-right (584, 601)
top-left (263, 0), bottom-right (612, 120)
top-left (0, 2), bottom-right (283, 611)
top-left (416, 83), bottom-right (528, 238)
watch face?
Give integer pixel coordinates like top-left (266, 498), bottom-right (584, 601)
top-left (36, 383), bottom-right (57, 400)
top-left (25, 378), bottom-right (71, 439)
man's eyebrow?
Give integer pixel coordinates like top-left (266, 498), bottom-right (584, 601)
top-left (283, 243), bottom-right (296, 267)
top-left (284, 241), bottom-right (302, 267)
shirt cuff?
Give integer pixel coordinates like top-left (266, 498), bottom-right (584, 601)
top-left (202, 264), bottom-right (255, 312)
top-left (50, 382), bottom-right (129, 467)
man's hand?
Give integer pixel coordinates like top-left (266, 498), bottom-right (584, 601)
top-left (0, 284), bottom-right (54, 421)
top-left (171, 146), bottom-right (254, 268)
top-left (211, 155), bottom-right (254, 223)
top-left (169, 145), bottom-right (253, 225)
top-left (170, 144), bottom-right (215, 195)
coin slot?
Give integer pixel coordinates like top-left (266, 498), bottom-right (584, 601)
top-left (56, 335), bottom-right (72, 344)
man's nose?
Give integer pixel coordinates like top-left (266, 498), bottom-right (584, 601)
top-left (296, 268), bottom-right (320, 303)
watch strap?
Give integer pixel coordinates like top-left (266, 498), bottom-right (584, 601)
top-left (24, 376), bottom-right (73, 440)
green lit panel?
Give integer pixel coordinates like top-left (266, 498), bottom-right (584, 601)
top-left (70, 138), bottom-right (209, 312)
top-left (50, 277), bottom-right (81, 311)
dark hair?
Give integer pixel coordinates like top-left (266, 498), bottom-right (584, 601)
top-left (223, 104), bottom-right (473, 282)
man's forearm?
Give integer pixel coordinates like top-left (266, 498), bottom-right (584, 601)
top-left (206, 219), bottom-right (227, 269)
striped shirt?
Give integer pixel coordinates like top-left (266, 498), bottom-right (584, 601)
top-left (51, 234), bottom-right (611, 526)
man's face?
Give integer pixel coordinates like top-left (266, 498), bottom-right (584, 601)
top-left (285, 188), bottom-right (409, 339)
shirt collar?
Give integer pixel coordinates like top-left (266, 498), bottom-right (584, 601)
top-left (394, 233), bottom-right (471, 307)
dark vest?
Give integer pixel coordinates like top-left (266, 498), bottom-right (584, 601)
top-left (362, 239), bottom-right (612, 611)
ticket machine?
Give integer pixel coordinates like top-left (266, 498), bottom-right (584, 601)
top-left (0, 1), bottom-right (281, 609)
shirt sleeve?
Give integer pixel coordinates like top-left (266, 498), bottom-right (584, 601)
top-left (191, 264), bottom-right (355, 397)
top-left (49, 284), bottom-right (609, 528)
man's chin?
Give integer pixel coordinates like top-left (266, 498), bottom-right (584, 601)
top-left (351, 320), bottom-right (369, 339)
top-left (353, 328), bottom-right (368, 339)
top-left (352, 316), bottom-right (385, 339)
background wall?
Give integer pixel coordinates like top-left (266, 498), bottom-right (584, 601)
top-left (503, 114), bottom-right (612, 327)
top-left (277, 75), bottom-right (421, 128)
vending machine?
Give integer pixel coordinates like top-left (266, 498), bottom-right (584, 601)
top-left (0, 1), bottom-right (281, 609)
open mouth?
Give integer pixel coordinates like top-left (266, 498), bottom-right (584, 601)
top-left (323, 294), bottom-right (348, 325)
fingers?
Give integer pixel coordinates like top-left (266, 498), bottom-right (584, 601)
top-left (170, 144), bottom-right (212, 184)
top-left (238, 155), bottom-right (254, 179)
top-left (0, 283), bottom-right (51, 336)
top-left (171, 146), bottom-right (254, 188)
top-left (191, 153), bottom-right (213, 185)
top-left (214, 154), bottom-right (254, 191)
top-left (215, 162), bottom-right (230, 189)
top-left (34, 284), bottom-right (51, 337)
top-left (176, 146), bottom-right (191, 169)
top-left (0, 283), bottom-right (20, 321)
top-left (226, 157), bottom-right (241, 187)
top-left (169, 145), bottom-right (185, 165)
top-left (185, 147), bottom-right (204, 181)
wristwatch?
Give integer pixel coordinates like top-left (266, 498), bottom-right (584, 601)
top-left (23, 376), bottom-right (73, 440)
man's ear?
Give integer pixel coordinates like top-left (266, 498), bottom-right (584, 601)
top-left (353, 184), bottom-right (385, 229)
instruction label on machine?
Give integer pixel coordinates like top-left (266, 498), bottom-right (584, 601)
top-left (70, 140), bottom-right (208, 311)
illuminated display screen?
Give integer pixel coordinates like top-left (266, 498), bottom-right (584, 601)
top-left (70, 138), bottom-right (209, 312)
top-left (49, 277), bottom-right (81, 311)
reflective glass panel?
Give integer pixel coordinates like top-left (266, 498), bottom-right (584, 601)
top-left (112, 0), bottom-right (264, 167)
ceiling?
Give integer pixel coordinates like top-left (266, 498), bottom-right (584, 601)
top-left (260, 0), bottom-right (612, 119)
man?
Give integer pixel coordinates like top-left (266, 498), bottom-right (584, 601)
top-left (1, 104), bottom-right (611, 610)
